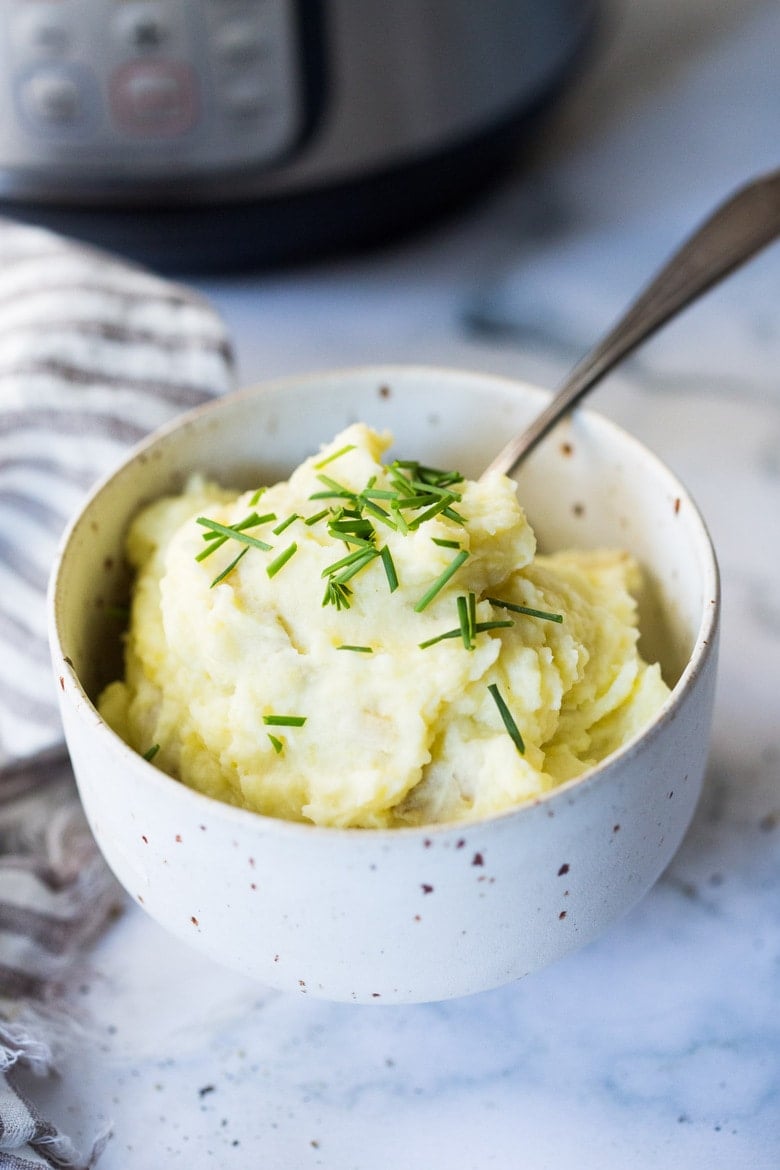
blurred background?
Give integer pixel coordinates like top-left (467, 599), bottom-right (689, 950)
top-left (2, 0), bottom-right (776, 406)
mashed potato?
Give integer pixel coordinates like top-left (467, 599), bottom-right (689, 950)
top-left (98, 424), bottom-right (670, 827)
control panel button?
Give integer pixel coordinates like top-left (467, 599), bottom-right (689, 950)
top-left (113, 4), bottom-right (170, 52)
top-left (19, 68), bottom-right (85, 126)
top-left (212, 20), bottom-right (267, 67)
top-left (218, 74), bottom-right (273, 119)
top-left (3, 0), bottom-right (310, 177)
top-left (13, 6), bottom-right (71, 57)
top-left (110, 62), bottom-right (198, 136)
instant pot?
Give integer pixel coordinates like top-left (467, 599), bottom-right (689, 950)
top-left (0, 1), bottom-right (598, 271)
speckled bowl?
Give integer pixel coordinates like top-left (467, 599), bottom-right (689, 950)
top-left (48, 366), bottom-right (719, 1004)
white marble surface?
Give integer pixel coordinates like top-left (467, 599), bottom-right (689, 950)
top-left (43, 1), bottom-right (780, 1166)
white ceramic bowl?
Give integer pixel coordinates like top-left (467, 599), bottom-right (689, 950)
top-left (48, 366), bottom-right (719, 1004)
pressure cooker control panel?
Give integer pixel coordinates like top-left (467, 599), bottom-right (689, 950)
top-left (0, 0), bottom-right (319, 183)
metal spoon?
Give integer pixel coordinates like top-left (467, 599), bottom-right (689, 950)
top-left (483, 167), bottom-right (780, 478)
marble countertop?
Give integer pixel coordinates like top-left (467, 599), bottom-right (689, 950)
top-left (43, 2), bottom-right (779, 1166)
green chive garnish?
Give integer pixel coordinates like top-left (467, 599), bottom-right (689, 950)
top-left (323, 580), bottom-right (352, 609)
top-left (414, 549), bottom-right (469, 612)
top-left (315, 472), bottom-right (356, 497)
top-left (266, 542), bottom-right (298, 578)
top-left (328, 518), bottom-right (375, 540)
top-left (457, 594), bottom-right (472, 649)
top-left (262, 714), bottom-right (306, 727)
top-left (432, 538), bottom-right (461, 549)
top-left (404, 478), bottom-right (462, 501)
top-left (379, 545), bottom-right (398, 592)
top-left (407, 495), bottom-right (460, 530)
top-left (418, 619), bottom-right (512, 650)
top-left (333, 548), bottom-right (379, 584)
top-left (389, 503), bottom-right (410, 534)
top-left (337, 644), bottom-right (373, 653)
top-left (308, 489), bottom-right (356, 501)
top-left (196, 517), bottom-right (273, 552)
top-left (143, 744), bottom-right (160, 761)
top-left (304, 508), bottom-right (330, 526)
top-left (267, 734), bottom-right (284, 754)
top-left (249, 487), bottom-right (267, 506)
top-left (361, 498), bottom-right (398, 530)
top-left (195, 511), bottom-right (275, 561)
top-left (322, 546), bottom-right (376, 578)
top-left (488, 683), bottom-right (525, 754)
top-left (210, 546), bottom-right (249, 587)
top-left (487, 597), bottom-right (564, 623)
top-left (314, 443), bottom-right (356, 469)
top-left (272, 513), bottom-right (299, 535)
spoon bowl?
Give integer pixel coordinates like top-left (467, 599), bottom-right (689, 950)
top-left (49, 366), bottom-right (719, 1002)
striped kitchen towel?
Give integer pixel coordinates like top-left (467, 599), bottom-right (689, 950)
top-left (0, 218), bottom-right (236, 1167)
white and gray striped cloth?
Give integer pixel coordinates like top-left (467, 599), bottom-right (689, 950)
top-left (0, 220), bottom-right (235, 1167)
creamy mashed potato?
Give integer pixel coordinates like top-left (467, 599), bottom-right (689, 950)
top-left (98, 424), bottom-right (670, 827)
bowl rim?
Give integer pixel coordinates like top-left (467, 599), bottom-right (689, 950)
top-left (48, 363), bottom-right (721, 841)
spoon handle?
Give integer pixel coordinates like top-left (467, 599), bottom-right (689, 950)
top-left (484, 167), bottom-right (780, 478)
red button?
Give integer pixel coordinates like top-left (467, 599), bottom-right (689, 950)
top-left (110, 61), bottom-right (197, 135)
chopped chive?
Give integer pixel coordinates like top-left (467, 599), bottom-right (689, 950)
top-left (195, 511), bottom-right (275, 561)
top-left (432, 538), bottom-right (461, 549)
top-left (419, 627), bottom-right (461, 649)
top-left (468, 591), bottom-right (477, 641)
top-left (379, 545), bottom-right (398, 592)
top-left (386, 470), bottom-right (418, 499)
top-left (401, 493), bottom-right (452, 511)
top-left (196, 517), bottom-right (273, 552)
top-left (337, 644), bottom-right (373, 653)
top-left (316, 472), bottom-right (356, 496)
top-left (389, 460), bottom-right (463, 489)
top-left (272, 513), bottom-right (299, 535)
top-left (306, 489), bottom-right (355, 498)
top-left (442, 506), bottom-right (466, 524)
top-left (210, 546), bottom-right (249, 587)
top-left (487, 597), bottom-right (564, 623)
top-left (266, 542), bottom-right (298, 578)
top-left (314, 443), bottom-right (356, 469)
top-left (328, 518), bottom-right (375, 539)
top-left (361, 488), bottom-right (401, 500)
top-left (361, 498), bottom-right (398, 530)
top-left (267, 733), bottom-right (284, 753)
top-left (304, 508), bottom-right (330, 526)
top-left (488, 683), bottom-right (525, 754)
top-left (142, 743), bottom-right (160, 761)
top-left (414, 549), bottom-right (469, 612)
top-left (323, 580), bottom-right (352, 609)
top-left (457, 594), bottom-right (472, 649)
top-left (249, 487), bottom-right (267, 506)
top-left (404, 478), bottom-right (462, 501)
top-left (333, 548), bottom-right (379, 584)
top-left (407, 495), bottom-right (459, 530)
top-left (262, 714), bottom-right (307, 727)
top-left (322, 545), bottom-right (374, 577)
top-left (419, 620), bottom-right (513, 650)
top-left (389, 503), bottom-right (410, 534)
top-left (328, 532), bottom-right (375, 549)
